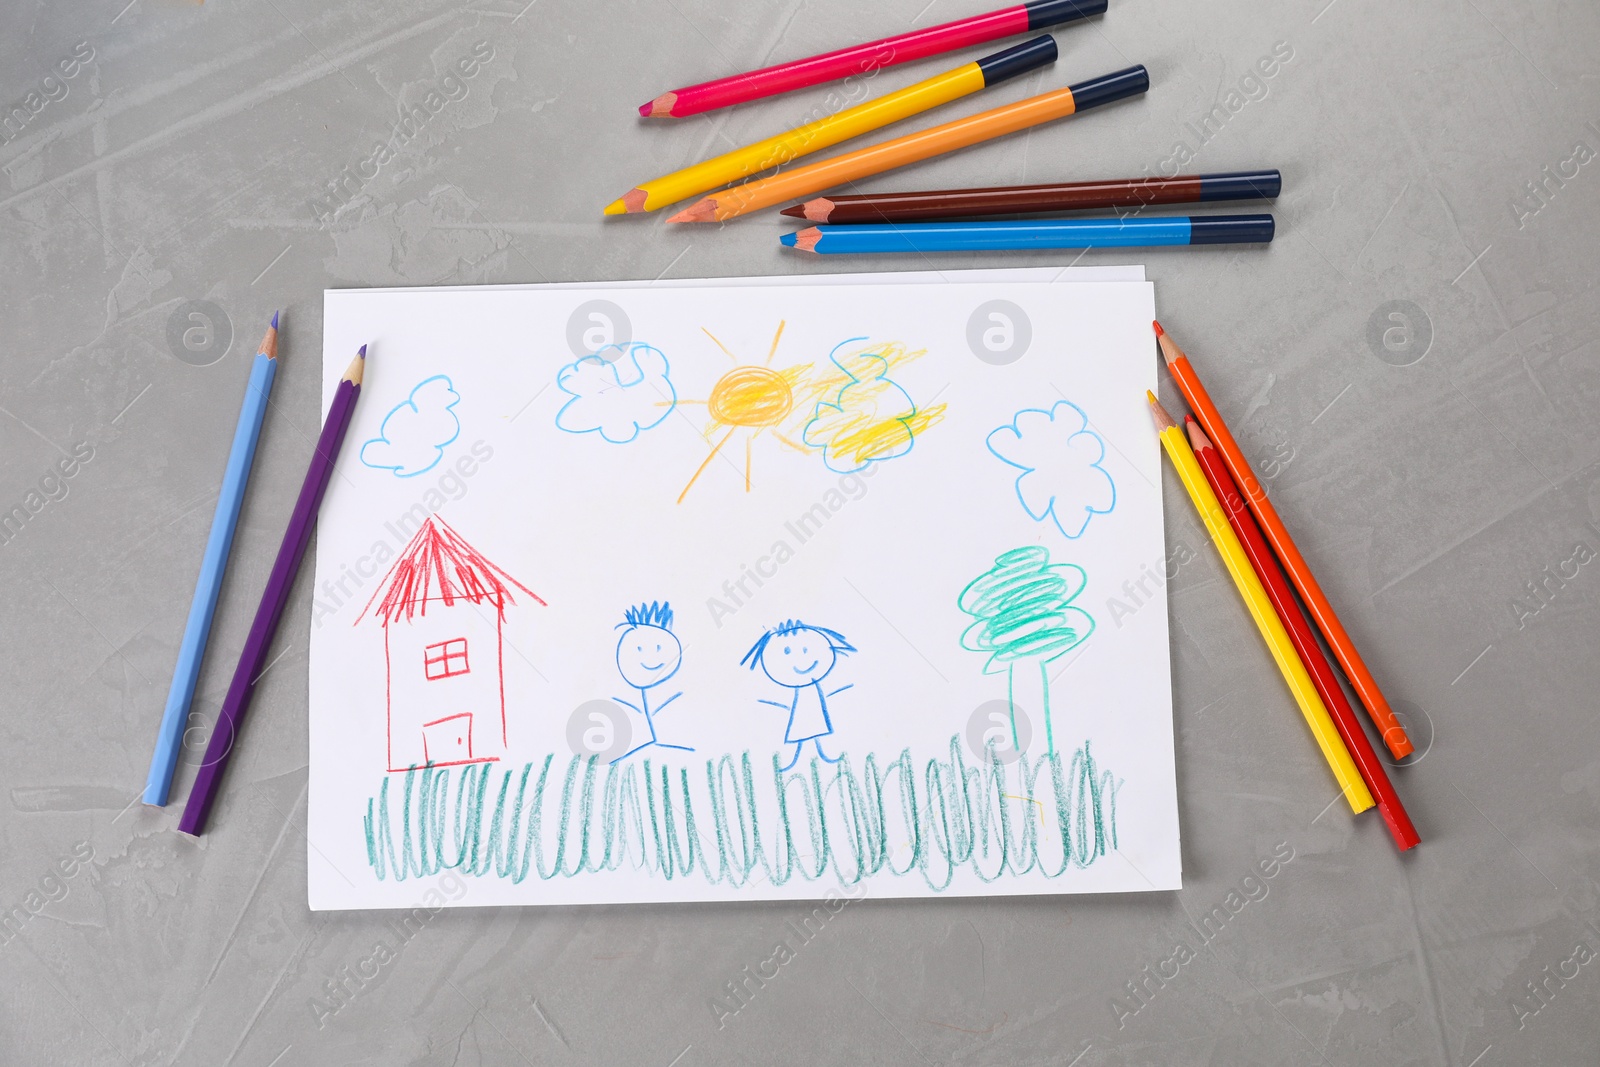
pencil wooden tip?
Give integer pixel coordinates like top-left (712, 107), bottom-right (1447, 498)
top-left (260, 313), bottom-right (280, 361)
top-left (605, 188), bottom-right (649, 215)
top-left (667, 199), bottom-right (717, 223)
top-left (802, 198), bottom-right (834, 223)
top-left (1146, 391), bottom-right (1175, 431)
top-left (1184, 415), bottom-right (1213, 451)
top-left (344, 345), bottom-right (366, 384)
top-left (1152, 323), bottom-right (1181, 364)
top-left (791, 226), bottom-right (821, 252)
top-left (639, 92), bottom-right (676, 118)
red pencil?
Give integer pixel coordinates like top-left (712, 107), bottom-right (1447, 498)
top-left (1186, 416), bottom-right (1419, 851)
top-left (639, 0), bottom-right (1107, 118)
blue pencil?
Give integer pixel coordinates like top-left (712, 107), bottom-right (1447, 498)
top-left (143, 312), bottom-right (280, 806)
top-left (781, 214), bottom-right (1275, 254)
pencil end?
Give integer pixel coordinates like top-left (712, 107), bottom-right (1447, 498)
top-left (778, 231), bottom-right (797, 247)
top-left (1146, 390), bottom-right (1175, 431)
top-left (640, 92), bottom-right (676, 118)
top-left (803, 198), bottom-right (834, 223)
top-left (1152, 320), bottom-right (1180, 364)
top-left (667, 199), bottom-right (717, 224)
top-left (605, 188), bottom-right (649, 216)
top-left (1151, 319), bottom-right (1163, 338)
top-left (779, 204), bottom-right (805, 219)
top-left (1184, 414), bottom-right (1212, 451)
top-left (788, 227), bottom-right (821, 252)
top-left (344, 345), bottom-right (366, 385)
top-left (260, 313), bottom-right (280, 361)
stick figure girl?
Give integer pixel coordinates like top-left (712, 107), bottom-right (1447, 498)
top-left (741, 620), bottom-right (855, 771)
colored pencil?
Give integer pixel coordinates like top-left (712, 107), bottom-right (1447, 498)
top-left (781, 213), bottom-right (1274, 253)
top-left (178, 345), bottom-right (367, 836)
top-left (638, 0), bottom-right (1106, 119)
top-left (669, 65), bottom-right (1148, 223)
top-left (1153, 321), bottom-right (1414, 759)
top-left (781, 169), bottom-right (1281, 223)
top-left (144, 312), bottom-right (280, 807)
top-left (609, 37), bottom-right (1058, 215)
top-left (1187, 416), bottom-right (1419, 850)
top-left (1148, 393), bottom-right (1373, 814)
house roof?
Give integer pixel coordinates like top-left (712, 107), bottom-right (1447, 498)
top-left (358, 516), bottom-right (544, 626)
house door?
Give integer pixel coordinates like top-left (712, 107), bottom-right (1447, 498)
top-left (422, 712), bottom-right (473, 765)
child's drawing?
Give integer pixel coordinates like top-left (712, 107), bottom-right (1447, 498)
top-left (361, 375), bottom-right (461, 477)
top-left (675, 320), bottom-right (817, 503)
top-left (610, 601), bottom-right (693, 763)
top-left (741, 619), bottom-right (856, 771)
top-left (986, 401), bottom-right (1115, 539)
top-left (958, 547), bottom-right (1094, 757)
top-left (555, 342), bottom-right (676, 443)
top-left (803, 338), bottom-right (946, 474)
top-left (357, 516), bottom-right (546, 771)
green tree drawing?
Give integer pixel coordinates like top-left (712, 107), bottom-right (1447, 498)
top-left (958, 546), bottom-right (1095, 757)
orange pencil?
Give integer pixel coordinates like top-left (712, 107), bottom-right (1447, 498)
top-left (1153, 321), bottom-right (1414, 759)
top-left (668, 66), bottom-right (1148, 224)
top-left (1187, 416), bottom-right (1419, 850)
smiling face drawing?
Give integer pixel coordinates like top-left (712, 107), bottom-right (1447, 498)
top-left (616, 624), bottom-right (683, 690)
top-left (759, 628), bottom-right (837, 689)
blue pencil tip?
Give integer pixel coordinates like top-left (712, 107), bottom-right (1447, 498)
top-left (779, 232), bottom-right (797, 246)
top-left (270, 310), bottom-right (279, 330)
top-left (358, 344), bottom-right (367, 357)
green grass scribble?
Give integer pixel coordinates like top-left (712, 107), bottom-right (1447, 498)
top-left (363, 736), bottom-right (1117, 890)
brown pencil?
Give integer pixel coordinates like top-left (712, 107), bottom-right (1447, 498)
top-left (780, 169), bottom-right (1281, 223)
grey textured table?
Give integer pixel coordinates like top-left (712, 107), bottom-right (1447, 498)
top-left (3, 1), bottom-right (1598, 1064)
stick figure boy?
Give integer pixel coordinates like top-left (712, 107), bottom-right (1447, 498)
top-left (612, 601), bottom-right (692, 763)
top-left (741, 620), bottom-right (855, 771)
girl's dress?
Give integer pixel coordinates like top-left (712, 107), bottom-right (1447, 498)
top-left (785, 682), bottom-right (833, 743)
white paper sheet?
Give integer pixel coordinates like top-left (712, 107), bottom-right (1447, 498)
top-left (310, 276), bottom-right (1178, 910)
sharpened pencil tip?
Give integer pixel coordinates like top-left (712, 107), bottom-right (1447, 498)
top-left (779, 205), bottom-right (804, 219)
top-left (358, 344), bottom-right (367, 357)
top-left (271, 309), bottom-right (279, 330)
top-left (779, 232), bottom-right (797, 247)
top-left (1151, 319), bottom-right (1163, 337)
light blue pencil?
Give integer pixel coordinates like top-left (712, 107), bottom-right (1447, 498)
top-left (143, 312), bottom-right (280, 806)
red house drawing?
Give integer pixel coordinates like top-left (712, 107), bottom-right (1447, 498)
top-left (358, 516), bottom-right (545, 772)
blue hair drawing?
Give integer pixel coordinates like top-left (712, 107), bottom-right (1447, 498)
top-left (740, 619), bottom-right (856, 669)
top-left (621, 601), bottom-right (674, 630)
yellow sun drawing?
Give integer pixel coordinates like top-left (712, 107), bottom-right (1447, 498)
top-left (675, 320), bottom-right (815, 504)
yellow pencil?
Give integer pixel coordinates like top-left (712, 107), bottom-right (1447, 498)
top-left (606, 36), bottom-right (1058, 215)
top-left (1148, 392), bottom-right (1373, 814)
top-left (669, 64), bottom-right (1149, 224)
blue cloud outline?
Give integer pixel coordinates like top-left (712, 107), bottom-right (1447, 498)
top-left (359, 374), bottom-right (462, 479)
top-left (986, 400), bottom-right (1117, 539)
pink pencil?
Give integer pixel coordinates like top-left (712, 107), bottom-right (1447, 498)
top-left (639, 0), bottom-right (1107, 118)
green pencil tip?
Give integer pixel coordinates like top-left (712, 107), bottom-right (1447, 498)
top-left (779, 232), bottom-right (797, 247)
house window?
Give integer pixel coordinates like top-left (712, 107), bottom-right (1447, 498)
top-left (423, 638), bottom-right (470, 680)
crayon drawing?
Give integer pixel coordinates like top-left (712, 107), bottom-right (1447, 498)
top-left (675, 320), bottom-right (817, 503)
top-left (803, 338), bottom-right (945, 473)
top-left (986, 401), bottom-right (1115, 539)
top-left (555, 342), bottom-right (677, 443)
top-left (958, 547), bottom-right (1095, 757)
top-left (611, 601), bottom-right (694, 763)
top-left (741, 619), bottom-right (855, 770)
top-left (357, 516), bottom-right (545, 771)
top-left (360, 375), bottom-right (461, 477)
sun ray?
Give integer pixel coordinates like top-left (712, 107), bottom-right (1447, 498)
top-left (701, 327), bottom-right (737, 362)
top-left (773, 431), bottom-right (810, 453)
top-left (677, 426), bottom-right (739, 504)
top-left (765, 319), bottom-right (786, 365)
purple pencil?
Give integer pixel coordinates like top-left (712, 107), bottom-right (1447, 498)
top-left (179, 344), bottom-right (367, 836)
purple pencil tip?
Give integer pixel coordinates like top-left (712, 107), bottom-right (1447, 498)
top-left (270, 309), bottom-right (279, 330)
top-left (358, 344), bottom-right (367, 357)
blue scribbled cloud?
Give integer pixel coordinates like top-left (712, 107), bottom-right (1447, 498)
top-left (986, 401), bottom-right (1116, 539)
top-left (360, 375), bottom-right (461, 478)
top-left (555, 342), bottom-right (676, 444)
